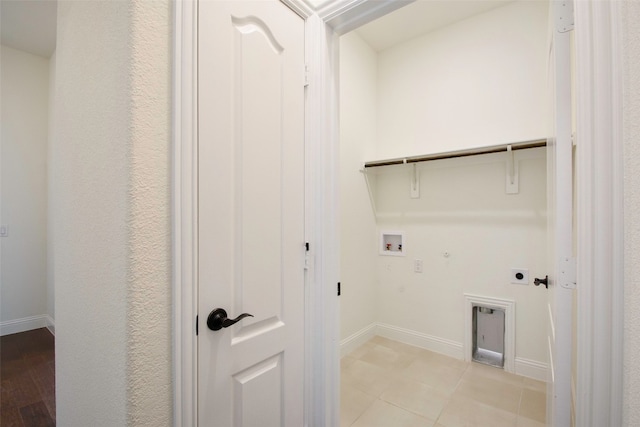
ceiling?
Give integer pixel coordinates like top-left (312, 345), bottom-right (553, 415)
top-left (1, 0), bottom-right (57, 58)
top-left (355, 0), bottom-right (515, 52)
top-left (0, 0), bottom-right (513, 59)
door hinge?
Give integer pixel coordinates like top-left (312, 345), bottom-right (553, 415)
top-left (304, 64), bottom-right (310, 87)
top-left (305, 242), bottom-right (310, 252)
top-left (559, 257), bottom-right (577, 289)
top-left (196, 315), bottom-right (199, 336)
top-left (555, 1), bottom-right (574, 33)
top-left (337, 282), bottom-right (341, 296)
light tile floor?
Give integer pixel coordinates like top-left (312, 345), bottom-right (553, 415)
top-left (341, 336), bottom-right (547, 427)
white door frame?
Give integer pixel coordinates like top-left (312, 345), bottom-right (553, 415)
top-left (574, 1), bottom-right (624, 426)
top-left (173, 1), bottom-right (198, 425)
top-left (172, 1), bottom-right (625, 425)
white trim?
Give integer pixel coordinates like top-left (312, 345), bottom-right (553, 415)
top-left (463, 294), bottom-right (516, 374)
top-left (281, 0), bottom-right (314, 19)
top-left (514, 357), bottom-right (548, 383)
top-left (339, 323), bottom-right (464, 361)
top-left (304, 12), bottom-right (342, 427)
top-left (46, 315), bottom-right (55, 336)
top-left (173, 1), bottom-right (198, 426)
top-left (376, 323), bottom-right (464, 360)
top-left (574, 1), bottom-right (625, 426)
top-left (318, 0), bottom-right (414, 36)
top-left (339, 323), bottom-right (547, 382)
top-left (340, 323), bottom-right (377, 357)
top-left (0, 315), bottom-right (48, 336)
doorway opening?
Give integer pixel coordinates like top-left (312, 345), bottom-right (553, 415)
top-left (172, 0), bottom-right (622, 424)
top-left (337, 1), bottom-right (551, 425)
top-left (0, 2), bottom-right (57, 425)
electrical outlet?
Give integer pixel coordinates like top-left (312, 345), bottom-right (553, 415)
top-left (414, 259), bottom-right (423, 273)
top-left (511, 268), bottom-right (528, 285)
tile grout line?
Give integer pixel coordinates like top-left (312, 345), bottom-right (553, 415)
top-left (342, 336), bottom-right (546, 427)
top-left (517, 385), bottom-right (525, 420)
top-left (348, 396), bottom-right (377, 427)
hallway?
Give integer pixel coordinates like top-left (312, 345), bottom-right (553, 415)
top-left (1, 328), bottom-right (55, 426)
top-left (341, 337), bottom-right (546, 427)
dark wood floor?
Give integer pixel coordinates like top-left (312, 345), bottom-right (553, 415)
top-left (1, 328), bottom-right (55, 426)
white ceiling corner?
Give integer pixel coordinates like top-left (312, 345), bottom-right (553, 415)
top-left (1, 0), bottom-right (57, 58)
top-left (354, 0), bottom-right (516, 51)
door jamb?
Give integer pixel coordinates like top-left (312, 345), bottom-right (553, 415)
top-left (574, 2), bottom-right (624, 426)
top-left (173, 1), bottom-right (198, 426)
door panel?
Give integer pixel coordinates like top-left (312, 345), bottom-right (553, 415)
top-left (198, 1), bottom-right (305, 426)
top-left (233, 355), bottom-right (283, 426)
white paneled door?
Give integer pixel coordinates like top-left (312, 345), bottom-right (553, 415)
top-left (197, 1), bottom-right (305, 426)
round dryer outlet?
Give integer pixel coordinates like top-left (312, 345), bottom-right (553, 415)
top-left (511, 268), bottom-right (529, 285)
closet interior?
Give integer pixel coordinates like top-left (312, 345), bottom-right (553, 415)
top-left (339, 1), bottom-right (550, 426)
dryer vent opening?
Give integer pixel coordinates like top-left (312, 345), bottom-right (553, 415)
top-left (472, 305), bottom-right (505, 368)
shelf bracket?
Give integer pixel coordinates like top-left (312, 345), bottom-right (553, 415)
top-left (506, 145), bottom-right (519, 194)
top-left (410, 163), bottom-right (420, 199)
top-left (361, 168), bottom-right (377, 216)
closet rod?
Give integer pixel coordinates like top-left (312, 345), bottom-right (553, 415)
top-left (363, 139), bottom-right (547, 169)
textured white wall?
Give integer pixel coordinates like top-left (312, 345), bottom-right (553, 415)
top-left (54, 2), bottom-right (129, 423)
top-left (53, 1), bottom-right (171, 425)
top-left (375, 1), bottom-right (548, 159)
top-left (0, 45), bottom-right (49, 328)
top-left (622, 1), bottom-right (640, 424)
top-left (339, 32), bottom-right (379, 341)
top-left (126, 1), bottom-right (172, 425)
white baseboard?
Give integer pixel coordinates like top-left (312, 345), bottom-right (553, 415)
top-left (340, 323), bottom-right (377, 358)
top-left (46, 315), bottom-right (55, 336)
top-left (515, 357), bottom-right (548, 382)
top-left (340, 322), bottom-right (548, 383)
top-left (376, 323), bottom-right (464, 360)
top-left (1, 314), bottom-right (48, 336)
